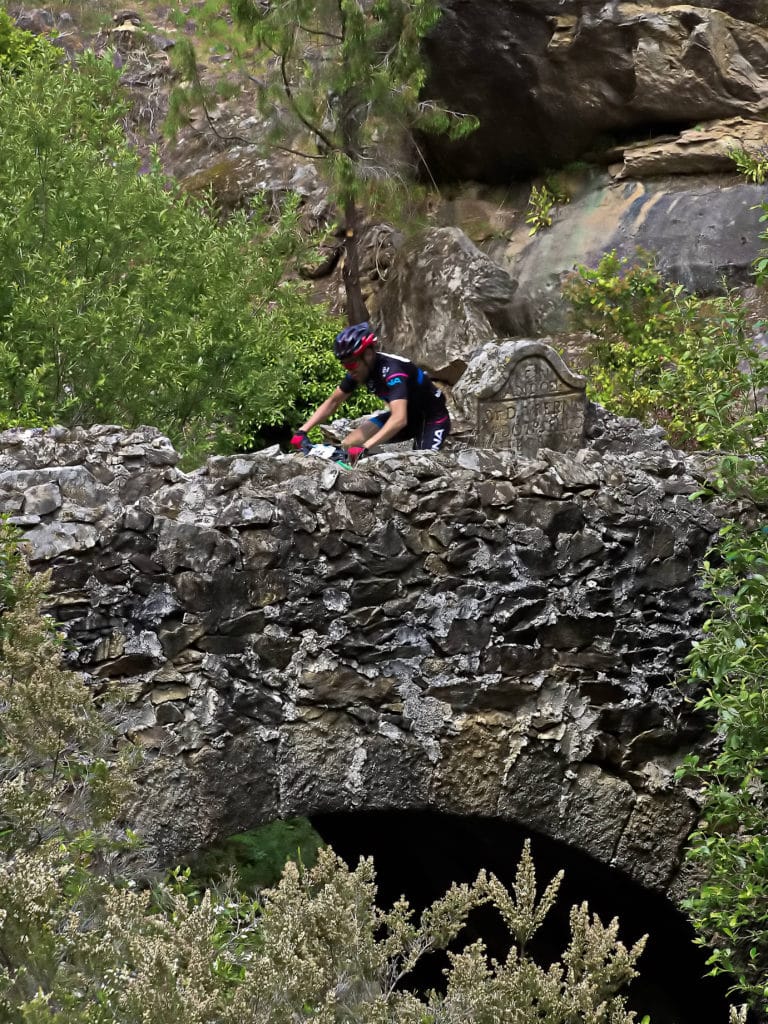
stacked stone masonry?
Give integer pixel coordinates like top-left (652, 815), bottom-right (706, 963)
top-left (0, 424), bottom-right (737, 900)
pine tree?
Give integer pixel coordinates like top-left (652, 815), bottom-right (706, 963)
top-left (172, 0), bottom-right (477, 323)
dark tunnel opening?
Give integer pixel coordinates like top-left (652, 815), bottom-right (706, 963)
top-left (312, 810), bottom-right (734, 1024)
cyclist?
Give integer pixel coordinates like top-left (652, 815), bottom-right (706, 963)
top-left (290, 323), bottom-right (450, 462)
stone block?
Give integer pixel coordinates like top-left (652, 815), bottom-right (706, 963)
top-left (613, 792), bottom-right (697, 890)
top-left (454, 340), bottom-right (587, 456)
top-left (561, 765), bottom-right (637, 862)
top-left (23, 483), bottom-right (62, 516)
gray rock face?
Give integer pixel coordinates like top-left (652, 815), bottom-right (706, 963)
top-left (0, 425), bottom-right (744, 899)
top-left (376, 227), bottom-right (519, 382)
top-left (421, 0), bottom-right (768, 180)
top-left (493, 172), bottom-right (766, 335)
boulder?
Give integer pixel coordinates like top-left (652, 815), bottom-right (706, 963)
top-left (376, 227), bottom-right (519, 382)
top-left (492, 171), bottom-right (766, 335)
top-left (421, 0), bottom-right (768, 181)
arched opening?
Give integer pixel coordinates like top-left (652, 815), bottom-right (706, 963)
top-left (313, 809), bottom-right (733, 1024)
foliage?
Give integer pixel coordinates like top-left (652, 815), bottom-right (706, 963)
top-left (189, 818), bottom-right (326, 890)
top-left (565, 235), bottom-right (768, 1016)
top-left (677, 502), bottom-right (768, 1015)
top-left (0, 46), bottom-right (341, 466)
top-left (0, 835), bottom-right (650, 1023)
top-left (289, 318), bottom-right (382, 433)
top-left (729, 147), bottom-right (768, 186)
top-left (168, 0), bottom-right (478, 320)
top-left (227, 0), bottom-right (476, 197)
top-left (0, 8), bottom-right (58, 72)
top-left (526, 179), bottom-right (570, 235)
top-left (224, 840), bottom-right (647, 1024)
top-left (564, 251), bottom-right (768, 450)
top-left (0, 520), bottom-right (133, 848)
top-left (753, 202), bottom-right (768, 283)
top-left (0, 519), bottom-right (137, 1017)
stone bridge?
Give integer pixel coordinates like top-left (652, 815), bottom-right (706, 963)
top-left (0, 420), bottom-right (733, 901)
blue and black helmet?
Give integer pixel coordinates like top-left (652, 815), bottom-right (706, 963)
top-left (333, 322), bottom-right (377, 361)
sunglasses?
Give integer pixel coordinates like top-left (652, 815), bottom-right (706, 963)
top-left (342, 359), bottom-right (360, 370)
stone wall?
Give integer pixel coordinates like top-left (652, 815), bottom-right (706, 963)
top-left (0, 424), bottom-right (735, 897)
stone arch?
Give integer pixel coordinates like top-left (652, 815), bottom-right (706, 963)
top-left (0, 425), bottom-right (726, 904)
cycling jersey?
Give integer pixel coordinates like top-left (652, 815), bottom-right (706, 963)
top-left (339, 352), bottom-right (446, 419)
top-left (339, 352), bottom-right (450, 451)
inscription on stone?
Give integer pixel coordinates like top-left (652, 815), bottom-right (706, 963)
top-left (468, 342), bottom-right (587, 456)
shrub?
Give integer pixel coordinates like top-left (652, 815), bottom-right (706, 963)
top-left (0, 8), bottom-right (58, 73)
top-left (730, 147), bottom-right (768, 186)
top-left (526, 179), bottom-right (570, 235)
top-left (189, 817), bottom-right (326, 890)
top-left (225, 840), bottom-right (647, 1024)
top-left (288, 319), bottom-right (382, 435)
top-left (0, 48), bottom-right (344, 465)
top-left (0, 520), bottom-right (132, 846)
top-left (0, 519), bottom-right (136, 1016)
top-left (564, 251), bottom-right (768, 451)
top-left (678, 497), bottom-right (768, 1016)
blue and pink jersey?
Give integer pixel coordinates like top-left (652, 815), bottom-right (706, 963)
top-left (339, 352), bottom-right (446, 421)
top-left (339, 352), bottom-right (450, 451)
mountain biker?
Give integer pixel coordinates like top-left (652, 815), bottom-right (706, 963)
top-left (290, 323), bottom-right (450, 462)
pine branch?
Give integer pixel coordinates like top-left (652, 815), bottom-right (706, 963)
top-left (298, 22), bottom-right (342, 41)
top-left (279, 50), bottom-right (335, 152)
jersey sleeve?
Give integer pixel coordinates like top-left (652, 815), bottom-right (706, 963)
top-left (339, 373), bottom-right (358, 394)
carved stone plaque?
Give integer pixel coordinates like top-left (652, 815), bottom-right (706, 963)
top-left (454, 340), bottom-right (587, 456)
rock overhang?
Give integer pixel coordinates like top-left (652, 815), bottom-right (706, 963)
top-left (419, 0), bottom-right (768, 180)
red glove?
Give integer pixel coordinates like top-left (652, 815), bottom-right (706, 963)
top-left (289, 430), bottom-right (308, 450)
top-left (347, 446), bottom-right (368, 463)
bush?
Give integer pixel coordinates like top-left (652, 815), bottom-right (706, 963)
top-left (288, 319), bottom-right (382, 436)
top-left (0, 519), bottom-right (132, 846)
top-left (0, 9), bottom-right (58, 73)
top-left (564, 251), bottom-right (768, 451)
top-left (224, 840), bottom-right (647, 1024)
top-left (678, 498), bottom-right (768, 1016)
top-left (189, 817), bottom-right (326, 890)
top-left (0, 48), bottom-right (344, 465)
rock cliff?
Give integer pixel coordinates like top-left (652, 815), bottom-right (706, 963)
top-left (421, 0), bottom-right (768, 180)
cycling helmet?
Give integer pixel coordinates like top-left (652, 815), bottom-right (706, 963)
top-left (333, 322), bottom-right (377, 362)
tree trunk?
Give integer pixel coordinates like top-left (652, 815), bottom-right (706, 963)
top-left (342, 198), bottom-right (370, 326)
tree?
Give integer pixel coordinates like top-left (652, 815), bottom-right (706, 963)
top-left (170, 0), bottom-right (477, 323)
top-left (0, 44), bottom-right (349, 465)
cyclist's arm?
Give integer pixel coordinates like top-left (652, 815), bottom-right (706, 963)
top-left (299, 387), bottom-right (348, 433)
top-left (364, 398), bottom-right (408, 451)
